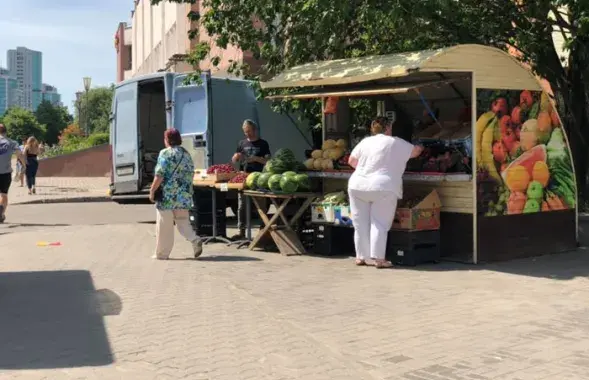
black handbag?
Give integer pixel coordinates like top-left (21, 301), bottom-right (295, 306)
top-left (153, 149), bottom-right (186, 202)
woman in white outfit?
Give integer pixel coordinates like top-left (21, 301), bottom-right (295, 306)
top-left (347, 117), bottom-right (423, 268)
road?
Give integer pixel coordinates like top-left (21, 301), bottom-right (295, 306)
top-left (1, 201), bottom-right (589, 379)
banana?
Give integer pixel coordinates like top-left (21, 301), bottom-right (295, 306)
top-left (481, 117), bottom-right (502, 183)
top-left (475, 111), bottom-right (497, 167)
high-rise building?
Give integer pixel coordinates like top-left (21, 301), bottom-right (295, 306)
top-left (41, 83), bottom-right (62, 107)
top-left (0, 67), bottom-right (18, 115)
top-left (7, 47), bottom-right (42, 111)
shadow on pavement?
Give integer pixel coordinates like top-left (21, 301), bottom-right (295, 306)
top-left (0, 270), bottom-right (115, 369)
top-left (169, 255), bottom-right (262, 262)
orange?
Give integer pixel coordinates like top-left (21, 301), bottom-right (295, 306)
top-left (505, 165), bottom-right (531, 193)
top-left (532, 161), bottom-right (550, 187)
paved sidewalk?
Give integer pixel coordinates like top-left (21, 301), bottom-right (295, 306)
top-left (9, 176), bottom-right (110, 205)
top-left (0, 219), bottom-right (589, 379)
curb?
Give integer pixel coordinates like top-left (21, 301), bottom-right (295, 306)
top-left (12, 196), bottom-right (111, 206)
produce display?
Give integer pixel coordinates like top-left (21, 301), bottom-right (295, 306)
top-left (304, 139), bottom-right (349, 170)
top-left (319, 191), bottom-right (348, 205)
top-left (245, 148), bottom-right (311, 194)
top-left (406, 142), bottom-right (471, 173)
top-left (229, 172), bottom-right (248, 184)
top-left (476, 89), bottom-right (576, 216)
top-left (206, 163), bottom-right (235, 174)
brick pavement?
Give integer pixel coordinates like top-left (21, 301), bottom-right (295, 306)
top-left (1, 222), bottom-right (589, 379)
top-left (8, 177), bottom-right (110, 205)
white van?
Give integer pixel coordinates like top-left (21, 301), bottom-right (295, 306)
top-left (109, 71), bottom-right (312, 209)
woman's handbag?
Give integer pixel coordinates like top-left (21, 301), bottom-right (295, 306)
top-left (153, 150), bottom-right (186, 202)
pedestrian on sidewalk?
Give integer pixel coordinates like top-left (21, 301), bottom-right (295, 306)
top-left (149, 128), bottom-right (203, 260)
top-left (14, 138), bottom-right (26, 187)
top-left (0, 124), bottom-right (26, 223)
top-left (23, 137), bottom-right (40, 195)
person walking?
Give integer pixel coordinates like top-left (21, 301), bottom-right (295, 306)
top-left (23, 137), bottom-right (40, 195)
top-left (230, 119), bottom-right (271, 240)
top-left (14, 139), bottom-right (26, 187)
top-left (347, 117), bottom-right (423, 268)
top-left (0, 124), bottom-right (26, 223)
top-left (149, 128), bottom-right (203, 260)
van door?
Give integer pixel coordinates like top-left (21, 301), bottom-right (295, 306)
top-left (111, 81), bottom-right (140, 194)
top-left (172, 73), bottom-right (211, 170)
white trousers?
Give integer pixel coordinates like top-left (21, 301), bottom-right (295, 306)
top-left (348, 189), bottom-right (398, 260)
top-left (155, 209), bottom-right (199, 258)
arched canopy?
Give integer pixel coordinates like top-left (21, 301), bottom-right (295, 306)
top-left (261, 44), bottom-right (542, 92)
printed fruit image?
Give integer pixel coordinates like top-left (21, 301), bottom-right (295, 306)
top-left (501, 126), bottom-right (517, 153)
top-left (507, 191), bottom-right (527, 215)
top-left (532, 161), bottom-right (550, 187)
top-left (520, 119), bottom-right (539, 151)
top-left (550, 110), bottom-right (560, 127)
top-left (499, 115), bottom-right (513, 135)
top-left (523, 199), bottom-right (541, 213)
top-left (511, 106), bottom-right (523, 126)
top-left (502, 144), bottom-right (547, 180)
top-left (536, 111), bottom-right (553, 144)
top-left (526, 180), bottom-right (544, 201)
top-left (540, 92), bottom-right (553, 113)
top-left (504, 165), bottom-right (531, 193)
top-left (492, 141), bottom-right (508, 163)
top-left (509, 141), bottom-right (521, 157)
top-left (492, 98), bottom-right (508, 117)
top-left (520, 90), bottom-right (534, 110)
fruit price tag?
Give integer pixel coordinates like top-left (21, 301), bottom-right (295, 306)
top-left (220, 183), bottom-right (229, 192)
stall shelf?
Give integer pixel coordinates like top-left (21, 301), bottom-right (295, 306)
top-left (262, 44), bottom-right (578, 263)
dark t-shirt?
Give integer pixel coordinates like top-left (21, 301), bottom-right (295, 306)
top-left (236, 138), bottom-right (271, 173)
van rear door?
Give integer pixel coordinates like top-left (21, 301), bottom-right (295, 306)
top-left (172, 73), bottom-right (211, 170)
top-left (111, 81), bottom-right (140, 194)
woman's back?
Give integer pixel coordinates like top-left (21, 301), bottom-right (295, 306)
top-left (155, 146), bottom-right (194, 210)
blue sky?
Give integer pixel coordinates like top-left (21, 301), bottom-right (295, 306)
top-left (0, 0), bottom-right (131, 113)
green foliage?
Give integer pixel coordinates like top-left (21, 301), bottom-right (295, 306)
top-left (2, 107), bottom-right (46, 143)
top-left (86, 132), bottom-right (110, 147)
top-left (35, 100), bottom-right (72, 145)
top-left (75, 87), bottom-right (114, 134)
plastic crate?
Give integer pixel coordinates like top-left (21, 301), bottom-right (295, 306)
top-left (312, 224), bottom-right (354, 256)
top-left (386, 229), bottom-right (441, 266)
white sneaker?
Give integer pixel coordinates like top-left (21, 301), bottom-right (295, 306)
top-left (192, 239), bottom-right (203, 258)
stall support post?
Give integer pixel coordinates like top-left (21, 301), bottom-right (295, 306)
top-left (471, 73), bottom-right (478, 264)
top-left (202, 187), bottom-right (232, 245)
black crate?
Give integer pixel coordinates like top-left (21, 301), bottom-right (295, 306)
top-left (386, 229), bottom-right (441, 266)
top-left (189, 209), bottom-right (227, 237)
top-left (312, 224), bottom-right (355, 256)
top-left (193, 188), bottom-right (227, 210)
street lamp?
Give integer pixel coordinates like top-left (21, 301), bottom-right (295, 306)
top-left (75, 91), bottom-right (83, 125)
top-left (83, 77), bottom-right (92, 136)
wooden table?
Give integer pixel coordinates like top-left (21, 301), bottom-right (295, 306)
top-left (214, 183), bottom-right (253, 249)
top-left (243, 191), bottom-right (318, 256)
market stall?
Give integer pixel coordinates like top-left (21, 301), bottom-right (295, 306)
top-left (260, 44), bottom-right (578, 263)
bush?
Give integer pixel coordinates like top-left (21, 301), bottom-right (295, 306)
top-left (87, 133), bottom-right (109, 147)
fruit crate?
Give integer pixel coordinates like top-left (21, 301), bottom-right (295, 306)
top-left (312, 223), bottom-right (354, 256)
top-left (386, 229), bottom-right (441, 266)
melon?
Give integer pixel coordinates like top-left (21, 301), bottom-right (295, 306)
top-left (268, 174), bottom-right (282, 192)
top-left (257, 173), bottom-right (272, 190)
top-left (501, 144), bottom-right (547, 182)
top-left (282, 171), bottom-right (297, 178)
top-left (280, 176), bottom-right (298, 193)
top-left (245, 172), bottom-right (261, 189)
top-left (294, 174), bottom-right (310, 191)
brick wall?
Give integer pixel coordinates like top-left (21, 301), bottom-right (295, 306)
top-left (37, 144), bottom-right (112, 178)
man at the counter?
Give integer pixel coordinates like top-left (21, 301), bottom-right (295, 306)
top-left (347, 117), bottom-right (423, 268)
top-left (231, 119), bottom-right (271, 240)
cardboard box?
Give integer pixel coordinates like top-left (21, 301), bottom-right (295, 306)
top-left (392, 190), bottom-right (441, 231)
top-left (193, 169), bottom-right (237, 183)
top-left (311, 203), bottom-right (335, 223)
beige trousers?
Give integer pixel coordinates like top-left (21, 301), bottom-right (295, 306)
top-left (155, 209), bottom-right (199, 258)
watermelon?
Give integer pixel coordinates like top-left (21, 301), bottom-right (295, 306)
top-left (275, 148), bottom-right (296, 162)
top-left (282, 171), bottom-right (297, 178)
top-left (245, 172), bottom-right (261, 189)
top-left (257, 173), bottom-right (272, 190)
top-left (265, 158), bottom-right (290, 174)
top-left (280, 176), bottom-right (298, 193)
top-left (268, 174), bottom-right (282, 192)
top-left (294, 173), bottom-right (310, 191)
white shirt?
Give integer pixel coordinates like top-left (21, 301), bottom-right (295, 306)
top-left (347, 134), bottom-right (414, 198)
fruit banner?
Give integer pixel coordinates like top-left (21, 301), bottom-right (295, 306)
top-left (475, 89), bottom-right (576, 216)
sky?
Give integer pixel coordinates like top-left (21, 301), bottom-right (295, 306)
top-left (0, 0), bottom-right (131, 113)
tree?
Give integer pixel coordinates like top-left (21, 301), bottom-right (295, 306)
top-left (153, 0), bottom-right (589, 200)
top-left (75, 86), bottom-right (114, 135)
top-left (35, 100), bottom-right (73, 145)
top-left (59, 124), bottom-right (83, 143)
top-left (2, 107), bottom-right (46, 143)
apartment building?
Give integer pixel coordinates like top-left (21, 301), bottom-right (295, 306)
top-left (7, 47), bottom-right (43, 111)
top-left (0, 68), bottom-right (19, 115)
top-left (115, 0), bottom-right (261, 82)
top-left (41, 84), bottom-right (62, 107)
